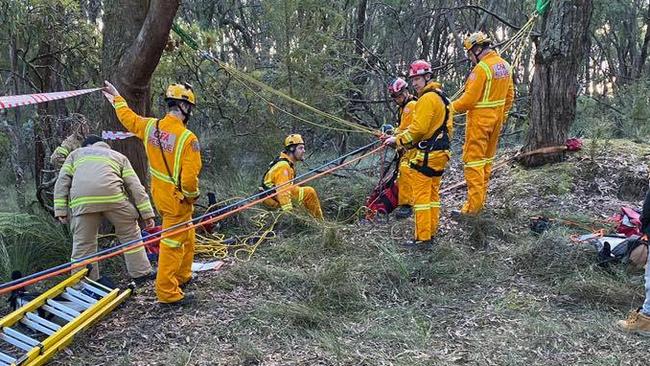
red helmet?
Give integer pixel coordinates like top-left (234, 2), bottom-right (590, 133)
top-left (387, 78), bottom-right (408, 97)
top-left (408, 60), bottom-right (433, 78)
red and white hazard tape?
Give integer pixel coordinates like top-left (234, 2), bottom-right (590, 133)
top-left (0, 88), bottom-right (101, 110)
top-left (102, 131), bottom-right (135, 140)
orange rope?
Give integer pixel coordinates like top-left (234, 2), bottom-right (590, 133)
top-left (0, 144), bottom-right (385, 295)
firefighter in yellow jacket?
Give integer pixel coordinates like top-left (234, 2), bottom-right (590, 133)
top-left (383, 60), bottom-right (454, 249)
top-left (103, 81), bottom-right (202, 306)
top-left (388, 77), bottom-right (417, 219)
top-left (451, 32), bottom-right (514, 215)
top-left (260, 134), bottom-right (323, 219)
top-left (54, 135), bottom-right (155, 282)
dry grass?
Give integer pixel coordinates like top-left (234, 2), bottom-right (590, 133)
top-left (41, 140), bottom-right (650, 365)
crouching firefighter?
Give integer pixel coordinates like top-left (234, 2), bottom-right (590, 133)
top-left (103, 81), bottom-right (202, 306)
top-left (383, 60), bottom-right (454, 249)
top-left (259, 134), bottom-right (324, 219)
top-left (53, 135), bottom-right (155, 283)
top-left (388, 77), bottom-right (418, 220)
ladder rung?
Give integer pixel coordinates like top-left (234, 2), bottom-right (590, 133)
top-left (0, 332), bottom-right (33, 352)
top-left (3, 327), bottom-right (38, 347)
top-left (42, 305), bottom-right (74, 322)
top-left (60, 293), bottom-right (92, 310)
top-left (66, 288), bottom-right (98, 304)
top-left (21, 318), bottom-right (55, 336)
top-left (0, 351), bottom-right (15, 364)
top-left (46, 299), bottom-right (81, 317)
top-left (25, 312), bottom-right (61, 332)
top-left (84, 278), bottom-right (113, 292)
top-left (80, 282), bottom-right (109, 298)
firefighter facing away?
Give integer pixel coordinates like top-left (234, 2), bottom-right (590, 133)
top-left (383, 60), bottom-right (454, 249)
top-left (260, 134), bottom-right (323, 219)
top-left (103, 81), bottom-right (202, 306)
top-left (53, 135), bottom-right (155, 283)
top-left (451, 31), bottom-right (514, 216)
top-left (388, 77), bottom-right (417, 220)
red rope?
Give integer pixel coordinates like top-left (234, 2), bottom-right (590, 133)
top-left (0, 144), bottom-right (386, 295)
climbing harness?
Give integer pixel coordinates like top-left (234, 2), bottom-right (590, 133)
top-left (408, 89), bottom-right (451, 178)
top-left (0, 269), bottom-right (130, 366)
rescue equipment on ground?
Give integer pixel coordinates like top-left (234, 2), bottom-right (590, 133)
top-left (0, 269), bottom-right (130, 366)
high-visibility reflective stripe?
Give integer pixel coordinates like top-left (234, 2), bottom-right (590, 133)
top-left (149, 167), bottom-right (175, 184)
top-left (413, 203), bottom-right (430, 211)
top-left (182, 189), bottom-right (200, 198)
top-left (484, 157), bottom-right (495, 164)
top-left (61, 163), bottom-right (73, 175)
top-left (475, 100), bottom-right (506, 108)
top-left (143, 118), bottom-right (177, 185)
top-left (465, 160), bottom-right (487, 168)
top-left (297, 187), bottom-right (305, 203)
top-left (125, 246), bottom-right (146, 255)
top-left (477, 61), bottom-right (492, 104)
top-left (173, 130), bottom-right (193, 183)
top-left (161, 238), bottom-right (182, 248)
top-left (53, 198), bottom-right (68, 207)
top-left (113, 101), bottom-right (127, 110)
top-left (54, 146), bottom-right (69, 157)
top-left (136, 201), bottom-right (153, 212)
top-left (400, 131), bottom-right (414, 144)
top-left (122, 168), bottom-right (137, 178)
top-left (69, 193), bottom-right (127, 208)
top-left (73, 156), bottom-right (120, 173)
top-left (143, 118), bottom-right (157, 154)
top-left (281, 203), bottom-right (292, 211)
top-left (430, 201), bottom-right (441, 208)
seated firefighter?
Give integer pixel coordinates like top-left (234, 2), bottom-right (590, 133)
top-left (260, 134), bottom-right (323, 219)
top-left (53, 135), bottom-right (156, 283)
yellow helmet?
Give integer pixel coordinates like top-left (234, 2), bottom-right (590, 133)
top-left (463, 31), bottom-right (491, 51)
top-left (165, 83), bottom-right (196, 105)
top-left (284, 134), bottom-right (304, 148)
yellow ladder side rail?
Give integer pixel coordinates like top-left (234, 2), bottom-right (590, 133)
top-left (24, 288), bottom-right (132, 366)
top-left (18, 286), bottom-right (121, 365)
top-left (0, 270), bottom-right (88, 328)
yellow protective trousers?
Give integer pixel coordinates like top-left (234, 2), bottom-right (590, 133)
top-left (263, 186), bottom-right (323, 219)
top-left (461, 113), bottom-right (504, 214)
top-left (155, 208), bottom-right (195, 303)
top-left (397, 150), bottom-right (416, 206)
top-left (411, 151), bottom-right (449, 241)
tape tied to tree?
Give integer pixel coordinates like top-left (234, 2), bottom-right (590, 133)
top-left (0, 88), bottom-right (101, 110)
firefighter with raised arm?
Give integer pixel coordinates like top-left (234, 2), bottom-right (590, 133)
top-left (103, 81), bottom-right (202, 306)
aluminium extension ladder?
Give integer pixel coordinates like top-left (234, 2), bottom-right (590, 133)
top-left (0, 268), bottom-right (131, 366)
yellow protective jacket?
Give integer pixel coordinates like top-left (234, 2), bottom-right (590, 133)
top-left (112, 96), bottom-right (202, 216)
top-left (53, 141), bottom-right (154, 219)
top-left (396, 82), bottom-right (454, 157)
top-left (262, 152), bottom-right (297, 211)
top-left (451, 50), bottom-right (514, 122)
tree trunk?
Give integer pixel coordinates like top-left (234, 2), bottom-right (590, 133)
top-left (101, 0), bottom-right (179, 185)
top-left (520, 0), bottom-right (593, 167)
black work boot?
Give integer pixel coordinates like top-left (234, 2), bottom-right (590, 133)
top-left (132, 270), bottom-right (156, 286)
top-left (160, 293), bottom-right (196, 307)
top-left (400, 239), bottom-right (433, 250)
top-left (395, 205), bottom-right (413, 219)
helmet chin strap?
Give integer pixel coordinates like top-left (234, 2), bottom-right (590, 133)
top-left (179, 103), bottom-right (193, 124)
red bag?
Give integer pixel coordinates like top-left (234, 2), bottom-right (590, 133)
top-left (611, 207), bottom-right (642, 237)
top-left (365, 156), bottom-right (399, 219)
